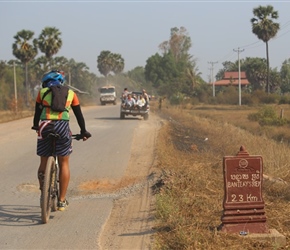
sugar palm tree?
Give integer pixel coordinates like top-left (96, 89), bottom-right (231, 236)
top-left (38, 27), bottom-right (62, 68)
top-left (251, 5), bottom-right (280, 93)
top-left (12, 29), bottom-right (38, 105)
top-left (97, 50), bottom-right (114, 78)
top-left (52, 56), bottom-right (68, 69)
top-left (97, 51), bottom-right (125, 77)
top-left (112, 53), bottom-right (125, 75)
top-left (70, 61), bottom-right (89, 88)
top-left (32, 56), bottom-right (50, 77)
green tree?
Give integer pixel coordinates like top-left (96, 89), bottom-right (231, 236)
top-left (145, 53), bottom-right (164, 89)
top-left (215, 61), bottom-right (238, 80)
top-left (0, 61), bottom-right (25, 110)
top-left (127, 66), bottom-right (146, 85)
top-left (159, 52), bottom-right (182, 96)
top-left (38, 27), bottom-right (62, 67)
top-left (251, 5), bottom-right (280, 93)
top-left (159, 26), bottom-right (191, 62)
top-left (12, 29), bottom-right (38, 105)
top-left (53, 56), bottom-right (69, 70)
top-left (269, 68), bottom-right (281, 93)
top-left (280, 59), bottom-right (290, 93)
top-left (31, 56), bottom-right (69, 86)
top-left (70, 61), bottom-right (89, 89)
top-left (145, 26), bottom-right (198, 97)
top-left (241, 57), bottom-right (267, 91)
top-left (127, 66), bottom-right (153, 92)
top-left (97, 50), bottom-right (124, 78)
top-left (31, 56), bottom-right (50, 82)
top-left (112, 53), bottom-right (125, 74)
top-left (0, 56), bottom-right (98, 110)
top-left (97, 51), bottom-right (112, 77)
top-left (217, 57), bottom-right (273, 92)
top-left (186, 60), bottom-right (202, 91)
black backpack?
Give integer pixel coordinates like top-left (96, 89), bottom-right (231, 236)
top-left (41, 85), bottom-right (69, 112)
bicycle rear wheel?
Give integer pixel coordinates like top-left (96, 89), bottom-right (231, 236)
top-left (51, 163), bottom-right (59, 212)
top-left (41, 156), bottom-right (55, 223)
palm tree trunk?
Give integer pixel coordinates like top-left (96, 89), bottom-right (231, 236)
top-left (266, 41), bottom-right (270, 93)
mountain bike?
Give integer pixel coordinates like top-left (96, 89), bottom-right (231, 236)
top-left (40, 132), bottom-right (82, 224)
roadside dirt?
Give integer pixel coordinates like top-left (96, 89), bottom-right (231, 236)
top-left (99, 112), bottom-right (162, 250)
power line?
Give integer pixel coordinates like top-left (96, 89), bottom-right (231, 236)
top-left (217, 50), bottom-right (236, 62)
top-left (239, 40), bottom-right (261, 49)
top-left (273, 28), bottom-right (290, 40)
top-left (209, 18), bottom-right (290, 80)
top-left (237, 19), bottom-right (290, 50)
top-left (280, 19), bottom-right (290, 30)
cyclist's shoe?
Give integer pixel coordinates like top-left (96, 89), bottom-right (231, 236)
top-left (58, 199), bottom-right (69, 211)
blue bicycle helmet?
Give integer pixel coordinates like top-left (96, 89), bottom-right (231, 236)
top-left (41, 70), bottom-right (65, 87)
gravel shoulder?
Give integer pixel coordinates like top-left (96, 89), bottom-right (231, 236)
top-left (99, 112), bottom-right (161, 250)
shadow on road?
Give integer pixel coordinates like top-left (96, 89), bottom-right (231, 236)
top-left (94, 117), bottom-right (121, 120)
top-left (95, 117), bottom-right (140, 120)
top-left (0, 205), bottom-right (48, 226)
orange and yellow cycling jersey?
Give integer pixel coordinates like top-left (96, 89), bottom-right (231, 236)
top-left (36, 87), bottom-right (80, 121)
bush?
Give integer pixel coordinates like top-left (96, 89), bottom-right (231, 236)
top-left (216, 86), bottom-right (239, 105)
top-left (251, 90), bottom-right (280, 104)
top-left (190, 97), bottom-right (199, 105)
top-left (261, 94), bottom-right (280, 104)
top-left (168, 87), bottom-right (290, 106)
top-left (242, 92), bottom-right (259, 106)
top-left (279, 95), bottom-right (290, 104)
top-left (169, 93), bottom-right (185, 105)
top-left (248, 106), bottom-right (289, 126)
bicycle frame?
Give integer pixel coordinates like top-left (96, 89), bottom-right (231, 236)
top-left (40, 133), bottom-right (82, 223)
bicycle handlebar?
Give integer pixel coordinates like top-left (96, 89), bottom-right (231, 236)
top-left (31, 127), bottom-right (90, 141)
top-left (72, 134), bottom-right (84, 141)
top-left (31, 126), bottom-right (39, 131)
top-left (72, 132), bottom-right (92, 140)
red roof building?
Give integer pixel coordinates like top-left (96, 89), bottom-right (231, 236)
top-left (213, 71), bottom-right (250, 86)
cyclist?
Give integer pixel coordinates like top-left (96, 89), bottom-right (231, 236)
top-left (32, 70), bottom-right (91, 211)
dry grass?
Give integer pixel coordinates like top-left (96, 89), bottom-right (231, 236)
top-left (151, 102), bottom-right (290, 250)
top-left (0, 110), bottom-right (34, 123)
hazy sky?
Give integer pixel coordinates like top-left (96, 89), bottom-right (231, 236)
top-left (1, 1), bottom-right (290, 82)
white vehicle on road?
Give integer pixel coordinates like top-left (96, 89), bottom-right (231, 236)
top-left (99, 85), bottom-right (117, 105)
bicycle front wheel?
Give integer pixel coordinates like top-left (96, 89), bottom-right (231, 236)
top-left (41, 156), bottom-right (55, 223)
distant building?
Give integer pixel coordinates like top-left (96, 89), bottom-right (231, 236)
top-left (213, 71), bottom-right (250, 87)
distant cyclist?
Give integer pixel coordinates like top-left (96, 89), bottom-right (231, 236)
top-left (32, 70), bottom-right (91, 211)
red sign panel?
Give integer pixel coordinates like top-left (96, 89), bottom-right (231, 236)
top-left (223, 156), bottom-right (264, 210)
top-left (220, 147), bottom-right (268, 234)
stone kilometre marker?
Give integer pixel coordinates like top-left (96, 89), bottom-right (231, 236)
top-left (219, 145), bottom-right (269, 234)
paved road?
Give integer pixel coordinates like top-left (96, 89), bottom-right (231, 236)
top-left (0, 104), bottom-right (143, 250)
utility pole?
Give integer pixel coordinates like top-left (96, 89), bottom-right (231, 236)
top-left (68, 69), bottom-right (71, 86)
top-left (13, 61), bottom-right (18, 113)
top-left (233, 48), bottom-right (244, 106)
top-left (208, 61), bottom-right (218, 97)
